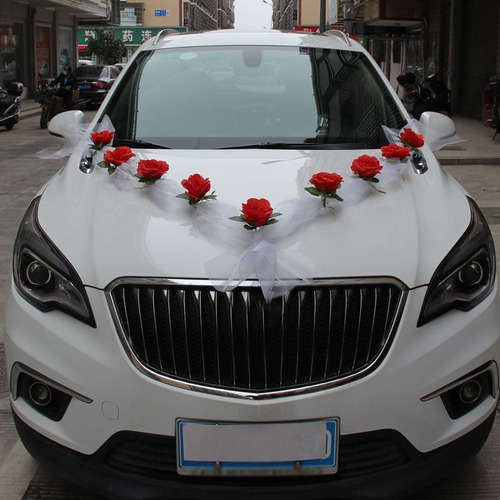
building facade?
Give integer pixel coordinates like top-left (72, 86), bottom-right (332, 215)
top-left (118, 0), bottom-right (234, 32)
top-left (272, 0), bottom-right (500, 120)
top-left (1, 0), bottom-right (108, 95)
top-left (78, 0), bottom-right (234, 62)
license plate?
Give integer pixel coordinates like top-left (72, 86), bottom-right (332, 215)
top-left (176, 418), bottom-right (339, 476)
top-left (78, 84), bottom-right (91, 90)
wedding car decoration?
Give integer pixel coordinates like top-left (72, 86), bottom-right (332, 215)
top-left (305, 172), bottom-right (344, 206)
top-left (230, 198), bottom-right (282, 230)
top-left (177, 173), bottom-right (217, 205)
top-left (38, 120), bottom-right (429, 300)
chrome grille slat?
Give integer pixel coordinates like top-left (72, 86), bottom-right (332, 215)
top-left (109, 281), bottom-right (406, 394)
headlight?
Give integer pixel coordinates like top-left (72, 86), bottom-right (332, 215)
top-left (12, 197), bottom-right (96, 327)
top-left (418, 198), bottom-right (496, 327)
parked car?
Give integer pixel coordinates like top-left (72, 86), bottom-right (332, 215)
top-left (73, 64), bottom-right (120, 106)
top-left (114, 62), bottom-right (127, 72)
top-left (78, 59), bottom-right (94, 66)
top-left (6, 30), bottom-right (500, 500)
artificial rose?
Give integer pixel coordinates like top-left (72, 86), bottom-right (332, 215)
top-left (230, 198), bottom-right (281, 230)
top-left (309, 172), bottom-right (343, 194)
top-left (90, 130), bottom-right (114, 149)
top-left (351, 155), bottom-right (383, 179)
top-left (399, 128), bottom-right (425, 148)
top-left (381, 143), bottom-right (412, 161)
top-left (137, 159), bottom-right (169, 181)
top-left (242, 198), bottom-right (274, 228)
top-left (181, 174), bottom-right (212, 201)
top-left (103, 146), bottom-right (135, 167)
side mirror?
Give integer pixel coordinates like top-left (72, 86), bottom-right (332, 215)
top-left (418, 111), bottom-right (463, 151)
top-left (48, 110), bottom-right (85, 144)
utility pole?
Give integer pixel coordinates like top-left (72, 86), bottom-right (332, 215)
top-left (320, 0), bottom-right (326, 32)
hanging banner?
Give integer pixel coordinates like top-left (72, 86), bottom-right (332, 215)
top-left (329, 0), bottom-right (338, 25)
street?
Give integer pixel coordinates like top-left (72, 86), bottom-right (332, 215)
top-left (0, 112), bottom-right (500, 499)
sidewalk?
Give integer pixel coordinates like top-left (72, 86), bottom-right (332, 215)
top-left (19, 98), bottom-right (500, 165)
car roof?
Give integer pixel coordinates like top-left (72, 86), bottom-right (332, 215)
top-left (140, 29), bottom-right (364, 53)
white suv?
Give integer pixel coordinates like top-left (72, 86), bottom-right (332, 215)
top-left (6, 30), bottom-right (500, 499)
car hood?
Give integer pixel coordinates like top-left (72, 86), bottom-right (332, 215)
top-left (38, 147), bottom-right (471, 291)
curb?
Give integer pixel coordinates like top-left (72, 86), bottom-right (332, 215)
top-left (20, 109), bottom-right (40, 120)
top-left (439, 157), bottom-right (500, 165)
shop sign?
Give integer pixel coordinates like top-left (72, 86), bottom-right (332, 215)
top-left (78, 26), bottom-right (186, 47)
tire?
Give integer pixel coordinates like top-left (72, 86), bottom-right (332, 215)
top-left (5, 122), bottom-right (15, 130)
top-left (40, 109), bottom-right (48, 129)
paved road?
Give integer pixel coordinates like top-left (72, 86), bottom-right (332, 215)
top-left (0, 113), bottom-right (500, 499)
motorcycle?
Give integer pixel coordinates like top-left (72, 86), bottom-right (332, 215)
top-left (396, 71), bottom-right (452, 119)
top-left (0, 81), bottom-right (23, 130)
top-left (481, 75), bottom-right (500, 139)
top-left (36, 78), bottom-right (89, 129)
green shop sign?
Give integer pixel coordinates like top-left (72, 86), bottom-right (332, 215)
top-left (78, 27), bottom-right (187, 47)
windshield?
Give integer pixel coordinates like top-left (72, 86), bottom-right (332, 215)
top-left (103, 45), bottom-right (406, 149)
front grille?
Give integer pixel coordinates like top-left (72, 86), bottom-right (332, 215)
top-left (109, 280), bottom-right (405, 394)
top-left (103, 430), bottom-right (410, 480)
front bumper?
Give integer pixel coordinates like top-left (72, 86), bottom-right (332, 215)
top-left (6, 281), bottom-right (500, 498)
top-left (12, 408), bottom-right (497, 500)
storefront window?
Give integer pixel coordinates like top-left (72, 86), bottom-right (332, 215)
top-left (58, 27), bottom-right (73, 72)
top-left (35, 25), bottom-right (51, 81)
top-left (1, 22), bottom-right (24, 87)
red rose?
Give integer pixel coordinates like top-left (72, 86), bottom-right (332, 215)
top-left (103, 146), bottom-right (135, 166)
top-left (137, 159), bottom-right (169, 180)
top-left (241, 198), bottom-right (274, 228)
top-left (400, 128), bottom-right (424, 148)
top-left (381, 143), bottom-right (412, 161)
top-left (181, 174), bottom-right (211, 201)
top-left (90, 130), bottom-right (114, 148)
top-left (351, 155), bottom-right (383, 178)
top-left (309, 172), bottom-right (343, 194)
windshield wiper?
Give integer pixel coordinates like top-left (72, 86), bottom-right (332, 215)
top-left (113, 139), bottom-right (172, 149)
top-left (219, 142), bottom-right (368, 150)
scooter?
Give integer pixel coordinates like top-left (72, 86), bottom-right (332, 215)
top-left (0, 81), bottom-right (23, 130)
top-left (36, 78), bottom-right (89, 129)
top-left (397, 71), bottom-right (451, 119)
top-left (481, 75), bottom-right (500, 139)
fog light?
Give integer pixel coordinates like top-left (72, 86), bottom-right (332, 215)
top-left (28, 382), bottom-right (52, 406)
top-left (459, 380), bottom-right (482, 404)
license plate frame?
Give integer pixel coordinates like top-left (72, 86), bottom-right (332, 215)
top-left (176, 418), bottom-right (339, 476)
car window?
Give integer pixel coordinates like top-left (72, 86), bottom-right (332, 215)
top-left (74, 66), bottom-right (106, 78)
top-left (104, 46), bottom-right (406, 149)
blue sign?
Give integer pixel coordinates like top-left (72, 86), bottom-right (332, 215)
top-left (155, 10), bottom-right (168, 16)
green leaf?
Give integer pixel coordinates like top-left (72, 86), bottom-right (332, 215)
top-left (304, 186), bottom-right (320, 197)
top-left (97, 161), bottom-right (109, 169)
top-left (134, 175), bottom-right (155, 187)
top-left (266, 218), bottom-right (279, 226)
top-left (229, 215), bottom-right (245, 222)
top-left (244, 224), bottom-right (256, 231)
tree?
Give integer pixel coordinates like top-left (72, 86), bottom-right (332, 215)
top-left (86, 28), bottom-right (125, 64)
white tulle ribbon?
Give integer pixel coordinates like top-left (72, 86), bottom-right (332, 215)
top-left (38, 121), bottom-right (433, 300)
top-left (37, 115), bottom-right (116, 160)
top-left (383, 118), bottom-right (463, 152)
